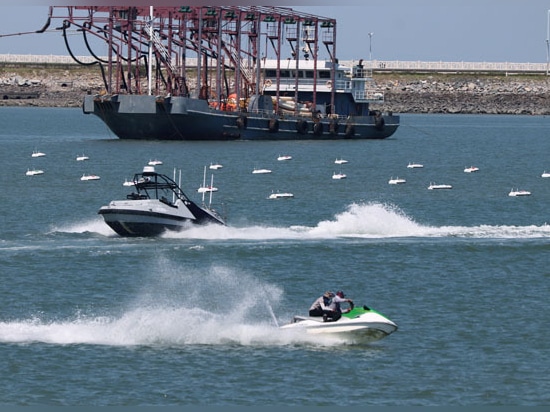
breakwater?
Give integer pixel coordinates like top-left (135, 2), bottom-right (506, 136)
top-left (2, 63), bottom-right (550, 115)
top-left (370, 73), bottom-right (550, 115)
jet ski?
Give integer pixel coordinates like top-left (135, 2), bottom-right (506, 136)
top-left (280, 305), bottom-right (398, 342)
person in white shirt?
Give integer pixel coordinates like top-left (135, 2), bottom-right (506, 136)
top-left (328, 290), bottom-right (354, 318)
top-left (309, 291), bottom-right (336, 321)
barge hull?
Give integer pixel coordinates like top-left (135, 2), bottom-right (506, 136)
top-left (84, 95), bottom-right (399, 141)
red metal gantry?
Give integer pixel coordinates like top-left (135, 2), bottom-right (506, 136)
top-left (48, 5), bottom-right (338, 111)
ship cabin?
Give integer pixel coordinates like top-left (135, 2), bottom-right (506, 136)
top-left (260, 59), bottom-right (384, 118)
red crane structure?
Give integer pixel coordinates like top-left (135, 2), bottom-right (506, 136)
top-left (44, 6), bottom-right (399, 140)
top-left (52, 6), bottom-right (336, 104)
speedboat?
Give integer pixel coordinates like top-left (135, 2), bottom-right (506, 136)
top-left (332, 172), bottom-right (347, 179)
top-left (280, 305), bottom-right (398, 342)
top-left (81, 174), bottom-right (100, 181)
top-left (277, 155), bottom-right (292, 161)
top-left (508, 188), bottom-right (531, 197)
top-left (334, 158), bottom-right (348, 164)
top-left (268, 191), bottom-right (294, 199)
top-left (464, 166), bottom-right (479, 173)
top-left (388, 177), bottom-right (406, 184)
top-left (541, 171), bottom-right (550, 178)
top-left (25, 169), bottom-right (44, 176)
top-left (428, 182), bottom-right (452, 190)
top-left (252, 168), bottom-right (272, 174)
top-left (98, 166), bottom-right (225, 236)
top-left (148, 159), bottom-right (163, 166)
top-left (209, 163), bottom-right (223, 170)
top-left (407, 162), bottom-right (423, 168)
top-left (76, 154), bottom-right (89, 161)
top-left (198, 185), bottom-right (218, 193)
top-left (31, 150), bottom-right (46, 158)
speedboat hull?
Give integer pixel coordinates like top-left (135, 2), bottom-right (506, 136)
top-left (98, 198), bottom-right (224, 237)
top-left (280, 306), bottom-right (398, 342)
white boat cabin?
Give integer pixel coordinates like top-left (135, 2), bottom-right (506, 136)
top-left (261, 59), bottom-right (384, 105)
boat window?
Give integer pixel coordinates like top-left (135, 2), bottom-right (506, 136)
top-left (319, 71), bottom-right (331, 79)
top-left (288, 70), bottom-right (304, 78)
top-left (263, 69), bottom-right (310, 78)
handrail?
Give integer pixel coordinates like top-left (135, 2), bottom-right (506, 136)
top-left (2, 55), bottom-right (548, 74)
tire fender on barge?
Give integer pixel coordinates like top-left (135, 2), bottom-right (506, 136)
top-left (374, 111), bottom-right (385, 131)
top-left (345, 122), bottom-right (355, 138)
top-left (236, 115), bottom-right (248, 130)
top-left (296, 119), bottom-right (308, 134)
top-left (268, 118), bottom-right (279, 133)
top-left (329, 118), bottom-right (339, 135)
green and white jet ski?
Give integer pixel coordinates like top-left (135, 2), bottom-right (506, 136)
top-left (280, 305), bottom-right (398, 342)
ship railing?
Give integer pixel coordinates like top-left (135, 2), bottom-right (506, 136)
top-left (353, 89), bottom-right (385, 103)
top-left (265, 78), bottom-right (340, 90)
top-left (257, 77), bottom-right (381, 95)
top-left (351, 67), bottom-right (374, 79)
top-left (247, 107), bottom-right (316, 119)
top-left (244, 108), bottom-right (385, 121)
top-left (245, 108), bottom-right (274, 118)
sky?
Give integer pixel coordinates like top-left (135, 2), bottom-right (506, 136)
top-left (1, 1), bottom-right (550, 63)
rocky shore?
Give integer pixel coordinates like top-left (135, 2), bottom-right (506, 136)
top-left (2, 64), bottom-right (550, 115)
top-left (0, 65), bottom-right (103, 108)
top-left (370, 73), bottom-right (550, 115)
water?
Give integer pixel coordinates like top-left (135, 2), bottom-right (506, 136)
top-left (1, 107), bottom-right (549, 406)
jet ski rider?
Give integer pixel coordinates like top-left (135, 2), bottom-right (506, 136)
top-left (330, 290), bottom-right (354, 316)
top-left (309, 290), bottom-right (354, 322)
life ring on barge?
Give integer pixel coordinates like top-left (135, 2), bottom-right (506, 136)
top-left (264, 79), bottom-right (273, 88)
top-left (236, 115), bottom-right (248, 130)
top-left (268, 118), bottom-right (279, 133)
top-left (296, 120), bottom-right (308, 135)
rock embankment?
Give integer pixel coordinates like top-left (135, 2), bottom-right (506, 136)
top-left (370, 74), bottom-right (550, 115)
top-left (2, 65), bottom-right (550, 115)
top-left (1, 66), bottom-right (103, 108)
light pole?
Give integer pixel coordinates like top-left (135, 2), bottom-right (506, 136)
top-left (368, 32), bottom-right (374, 63)
top-left (546, 10), bottom-right (550, 76)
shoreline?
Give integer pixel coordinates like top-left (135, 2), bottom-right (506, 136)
top-left (2, 64), bottom-right (550, 115)
top-left (369, 73), bottom-right (550, 115)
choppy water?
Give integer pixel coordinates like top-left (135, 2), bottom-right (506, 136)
top-left (1, 107), bottom-right (549, 405)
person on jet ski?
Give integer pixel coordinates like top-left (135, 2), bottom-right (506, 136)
top-left (309, 291), bottom-right (340, 322)
top-left (329, 290), bottom-right (354, 315)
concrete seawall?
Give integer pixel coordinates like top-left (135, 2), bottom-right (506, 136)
top-left (2, 62), bottom-right (550, 115)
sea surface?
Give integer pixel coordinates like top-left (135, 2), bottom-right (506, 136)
top-left (0, 107), bottom-right (549, 406)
